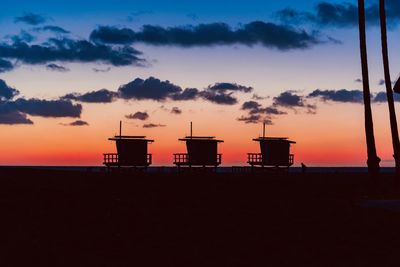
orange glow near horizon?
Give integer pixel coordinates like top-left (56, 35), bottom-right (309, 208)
top-left (0, 98), bottom-right (398, 167)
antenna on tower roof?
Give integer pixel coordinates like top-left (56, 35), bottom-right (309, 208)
top-left (190, 121), bottom-right (193, 138)
top-left (119, 120), bottom-right (122, 138)
top-left (263, 122), bottom-right (266, 138)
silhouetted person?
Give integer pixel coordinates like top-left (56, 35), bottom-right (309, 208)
top-left (301, 163), bottom-right (307, 174)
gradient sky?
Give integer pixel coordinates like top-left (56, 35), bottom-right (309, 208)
top-left (0, 0), bottom-right (400, 166)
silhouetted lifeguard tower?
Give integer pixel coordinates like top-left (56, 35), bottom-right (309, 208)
top-left (103, 121), bottom-right (153, 169)
top-left (174, 122), bottom-right (223, 169)
top-left (248, 123), bottom-right (296, 169)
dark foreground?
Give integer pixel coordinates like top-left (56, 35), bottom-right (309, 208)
top-left (1, 168), bottom-right (400, 266)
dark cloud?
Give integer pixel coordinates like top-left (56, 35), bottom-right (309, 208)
top-left (0, 103), bottom-right (33, 125)
top-left (62, 89), bottom-right (117, 103)
top-left (252, 94), bottom-right (268, 100)
top-left (354, 78), bottom-right (362, 83)
top-left (378, 79), bottom-right (396, 86)
top-left (118, 77), bottom-right (182, 101)
top-left (277, 0), bottom-right (400, 28)
top-left (263, 106), bottom-right (287, 115)
top-left (242, 101), bottom-right (262, 111)
top-left (10, 30), bottom-right (36, 43)
top-left (240, 101), bottom-right (286, 124)
top-left (308, 89), bottom-right (364, 103)
top-left (374, 92), bottom-right (400, 103)
top-left (143, 123), bottom-right (166, 128)
top-left (61, 77), bottom-right (250, 106)
top-left (0, 38), bottom-right (144, 67)
top-left (92, 67), bottom-right (111, 73)
top-left (46, 63), bottom-right (70, 72)
top-left (62, 120), bottom-right (89, 126)
top-left (199, 91), bottom-right (238, 105)
top-left (171, 107), bottom-right (182, 114)
top-left (14, 13), bottom-right (47, 25)
top-left (171, 88), bottom-right (200, 101)
top-left (90, 26), bottom-right (136, 45)
top-left (90, 21), bottom-right (322, 50)
top-left (207, 82), bottom-right (253, 93)
top-left (0, 79), bottom-right (19, 101)
top-left (125, 111), bottom-right (149, 120)
top-left (237, 115), bottom-right (265, 124)
top-left (14, 98), bottom-right (82, 118)
top-left (273, 91), bottom-right (305, 107)
top-left (34, 25), bottom-right (70, 34)
top-left (272, 91), bottom-right (317, 114)
top-left (0, 59), bottom-right (14, 73)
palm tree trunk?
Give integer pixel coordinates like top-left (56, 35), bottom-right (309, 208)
top-left (379, 0), bottom-right (400, 173)
top-left (358, 0), bottom-right (380, 173)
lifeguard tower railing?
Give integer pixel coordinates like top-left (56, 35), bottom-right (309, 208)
top-left (104, 135), bottom-right (154, 167)
top-left (103, 153), bottom-right (152, 167)
top-left (247, 153), bottom-right (294, 167)
top-left (173, 153), bottom-right (222, 166)
top-left (174, 136), bottom-right (224, 167)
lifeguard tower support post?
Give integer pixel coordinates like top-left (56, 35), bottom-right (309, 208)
top-left (174, 122), bottom-right (223, 169)
top-left (103, 121), bottom-right (154, 169)
top-left (248, 123), bottom-right (296, 169)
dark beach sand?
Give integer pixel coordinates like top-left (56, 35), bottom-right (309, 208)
top-left (1, 168), bottom-right (400, 266)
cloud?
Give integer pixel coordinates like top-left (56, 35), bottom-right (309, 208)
top-left (0, 103), bottom-right (33, 125)
top-left (237, 114), bottom-right (273, 125)
top-left (273, 91), bottom-right (317, 114)
top-left (14, 13), bottom-right (47, 25)
top-left (92, 67), bottom-right (111, 73)
top-left (354, 78), bottom-right (362, 83)
top-left (90, 21), bottom-right (322, 50)
top-left (207, 82), bottom-right (253, 93)
top-left (238, 91), bottom-right (316, 124)
top-left (34, 25), bottom-right (70, 34)
top-left (62, 120), bottom-right (89, 126)
top-left (62, 89), bottom-right (117, 103)
top-left (239, 100), bottom-right (286, 124)
top-left (277, 0), bottom-right (400, 28)
top-left (10, 30), bottom-right (36, 43)
top-left (308, 89), bottom-right (364, 103)
top-left (125, 111), bottom-right (149, 120)
top-left (0, 79), bottom-right (19, 101)
top-left (307, 89), bottom-right (400, 104)
top-left (171, 88), bottom-right (200, 101)
top-left (252, 94), bottom-right (268, 100)
top-left (118, 77), bottom-right (182, 101)
top-left (199, 91), bottom-right (238, 105)
top-left (46, 63), bottom-right (70, 72)
top-left (237, 114), bottom-right (261, 124)
top-left (171, 107), bottom-right (182, 114)
top-left (242, 100), bottom-right (262, 111)
top-left (14, 98), bottom-right (82, 118)
top-left (143, 123), bottom-right (166, 128)
top-left (0, 38), bottom-right (144, 67)
top-left (374, 92), bottom-right (400, 103)
top-left (60, 77), bottom-right (251, 106)
top-left (0, 59), bottom-right (14, 73)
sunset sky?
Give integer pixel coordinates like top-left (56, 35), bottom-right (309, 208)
top-left (1, 0), bottom-right (400, 166)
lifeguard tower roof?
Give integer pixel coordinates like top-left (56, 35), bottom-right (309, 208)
top-left (179, 136), bottom-right (224, 142)
top-left (253, 137), bottom-right (296, 143)
top-left (109, 135), bottom-right (154, 142)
